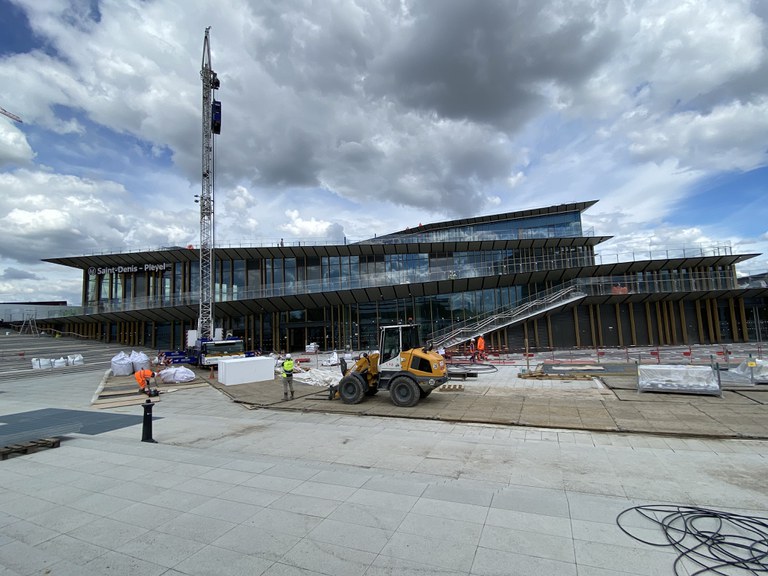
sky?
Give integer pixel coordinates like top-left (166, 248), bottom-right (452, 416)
top-left (1, 0), bottom-right (767, 305)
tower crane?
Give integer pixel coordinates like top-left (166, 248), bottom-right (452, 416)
top-left (0, 106), bottom-right (22, 123)
top-left (198, 27), bottom-right (221, 340)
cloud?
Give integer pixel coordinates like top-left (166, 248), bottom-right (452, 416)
top-left (0, 0), bottom-right (766, 304)
top-left (0, 120), bottom-right (34, 166)
top-left (0, 267), bottom-right (40, 281)
top-left (280, 209), bottom-right (345, 241)
top-left (367, 1), bottom-right (619, 129)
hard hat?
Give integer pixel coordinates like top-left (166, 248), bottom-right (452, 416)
top-left (471, 338), bottom-right (475, 341)
top-left (286, 354), bottom-right (291, 359)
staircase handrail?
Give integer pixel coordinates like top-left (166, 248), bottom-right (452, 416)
top-left (430, 281), bottom-right (585, 348)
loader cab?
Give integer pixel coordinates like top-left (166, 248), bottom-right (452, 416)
top-left (380, 324), bottom-right (421, 367)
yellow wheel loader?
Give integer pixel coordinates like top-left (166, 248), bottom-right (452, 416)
top-left (334, 324), bottom-right (448, 407)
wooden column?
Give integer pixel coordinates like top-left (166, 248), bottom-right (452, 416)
top-left (573, 308), bottom-right (581, 348)
top-left (668, 301), bottom-right (677, 344)
top-left (678, 301), bottom-right (687, 345)
top-left (546, 316), bottom-right (553, 349)
top-left (705, 300), bottom-right (716, 343)
top-left (645, 303), bottom-right (654, 345)
top-left (655, 302), bottom-right (664, 345)
top-left (628, 302), bottom-right (637, 346)
top-left (738, 298), bottom-right (749, 342)
top-left (728, 298), bottom-right (738, 342)
top-left (695, 300), bottom-right (706, 344)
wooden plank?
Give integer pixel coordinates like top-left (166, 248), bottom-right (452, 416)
top-left (0, 424), bottom-right (82, 447)
top-left (0, 437), bottom-right (62, 460)
top-left (92, 397), bottom-right (161, 410)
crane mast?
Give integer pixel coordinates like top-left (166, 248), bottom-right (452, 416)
top-left (0, 106), bottom-right (22, 123)
top-left (199, 27), bottom-right (220, 340)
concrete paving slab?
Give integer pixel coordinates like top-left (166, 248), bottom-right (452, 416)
top-left (0, 336), bottom-right (767, 575)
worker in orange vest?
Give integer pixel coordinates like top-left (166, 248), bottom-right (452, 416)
top-left (134, 368), bottom-right (157, 396)
top-left (477, 335), bottom-right (486, 361)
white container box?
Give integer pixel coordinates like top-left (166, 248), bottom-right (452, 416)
top-left (218, 357), bottom-right (274, 386)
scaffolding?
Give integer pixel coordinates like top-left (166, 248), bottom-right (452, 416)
top-left (19, 313), bottom-right (40, 336)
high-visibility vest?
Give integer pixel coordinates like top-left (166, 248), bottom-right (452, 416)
top-left (134, 369), bottom-right (154, 386)
top-left (282, 359), bottom-right (294, 374)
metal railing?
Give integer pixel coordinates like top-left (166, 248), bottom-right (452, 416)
top-left (428, 270), bottom-right (742, 348)
top-left (430, 284), bottom-right (586, 349)
top-left (32, 252), bottom-right (744, 321)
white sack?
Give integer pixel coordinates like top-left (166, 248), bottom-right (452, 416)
top-left (129, 350), bottom-right (151, 371)
top-left (111, 351), bottom-right (134, 376)
top-left (157, 366), bottom-right (196, 383)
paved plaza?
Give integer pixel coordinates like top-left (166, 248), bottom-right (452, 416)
top-left (0, 335), bottom-right (766, 575)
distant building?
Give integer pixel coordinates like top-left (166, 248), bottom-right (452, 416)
top-left (0, 301), bottom-right (69, 325)
top-left (40, 200), bottom-right (768, 351)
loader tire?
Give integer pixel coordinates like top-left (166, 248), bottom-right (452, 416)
top-left (390, 376), bottom-right (420, 407)
top-left (339, 374), bottom-right (366, 404)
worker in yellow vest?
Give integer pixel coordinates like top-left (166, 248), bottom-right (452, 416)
top-left (281, 354), bottom-right (295, 400)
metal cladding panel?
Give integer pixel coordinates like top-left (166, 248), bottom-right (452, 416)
top-left (217, 301), bottom-right (253, 317)
top-left (479, 276), bottom-right (499, 291)
top-left (393, 285), bottom-right (411, 299)
top-left (466, 277), bottom-right (485, 291)
top-left (526, 271), bottom-right (550, 284)
top-left (349, 288), bottom-right (371, 302)
top-left (640, 260), bottom-right (668, 272)
top-left (560, 268), bottom-right (584, 281)
top-left (364, 288), bottom-right (382, 301)
top-left (337, 291), bottom-right (357, 305)
top-left (296, 294), bottom-right (319, 309)
top-left (379, 286), bottom-right (397, 300)
top-left (592, 263), bottom-right (622, 277)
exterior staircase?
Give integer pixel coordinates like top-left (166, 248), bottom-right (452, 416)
top-left (430, 283), bottom-right (587, 349)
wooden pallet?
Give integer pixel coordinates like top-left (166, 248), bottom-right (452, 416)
top-left (1, 437), bottom-right (61, 460)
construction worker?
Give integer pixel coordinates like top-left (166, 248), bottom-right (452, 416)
top-left (477, 334), bottom-right (486, 361)
top-left (134, 368), bottom-right (157, 396)
top-left (281, 354), bottom-right (295, 400)
top-left (469, 338), bottom-right (476, 363)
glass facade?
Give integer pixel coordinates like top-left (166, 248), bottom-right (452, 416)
top-left (57, 202), bottom-right (760, 351)
top-left (365, 211), bottom-right (586, 244)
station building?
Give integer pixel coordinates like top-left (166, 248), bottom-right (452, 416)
top-left (40, 200), bottom-right (768, 353)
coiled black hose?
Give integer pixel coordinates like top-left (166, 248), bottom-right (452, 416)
top-left (616, 504), bottom-right (768, 575)
top-left (447, 362), bottom-right (499, 375)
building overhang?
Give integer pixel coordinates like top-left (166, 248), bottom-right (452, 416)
top-left (42, 235), bottom-right (615, 270)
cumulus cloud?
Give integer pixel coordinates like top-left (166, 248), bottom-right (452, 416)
top-left (0, 121), bottom-right (34, 166)
top-left (0, 267), bottom-right (40, 281)
top-left (0, 0), bottom-right (767, 302)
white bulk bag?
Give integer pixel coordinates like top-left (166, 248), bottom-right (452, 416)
top-left (111, 351), bottom-right (134, 376)
top-left (157, 366), bottom-right (196, 383)
top-left (31, 358), bottom-right (53, 369)
top-left (129, 350), bottom-right (150, 371)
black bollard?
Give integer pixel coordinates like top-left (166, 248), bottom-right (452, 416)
top-left (141, 399), bottom-right (157, 443)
